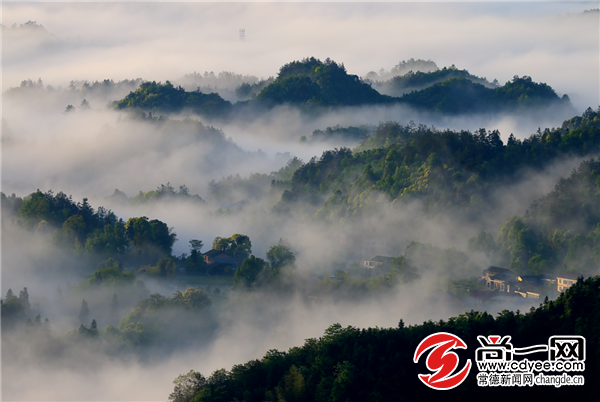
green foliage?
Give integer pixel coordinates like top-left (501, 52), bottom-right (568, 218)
top-left (112, 288), bottom-right (212, 349)
top-left (398, 75), bottom-right (572, 114)
top-left (278, 108), bottom-right (600, 223)
top-left (78, 260), bottom-right (135, 288)
top-left (1, 292), bottom-right (26, 329)
top-left (1, 192), bottom-right (23, 217)
top-left (115, 81), bottom-right (232, 118)
top-left (487, 158), bottom-right (600, 275)
top-left (528, 158), bottom-right (600, 234)
top-left (233, 255), bottom-right (267, 289)
top-left (186, 240), bottom-right (207, 275)
top-left (169, 370), bottom-right (207, 402)
top-left (142, 257), bottom-right (176, 278)
top-left (109, 60), bottom-right (573, 117)
top-left (388, 256), bottom-right (420, 283)
top-left (85, 222), bottom-right (128, 255)
top-left (256, 57), bottom-right (393, 111)
top-left (125, 216), bottom-right (177, 258)
top-left (308, 125), bottom-right (373, 145)
top-left (64, 324), bottom-right (100, 341)
top-left (266, 245), bottom-right (296, 272)
top-left (129, 183), bottom-right (205, 205)
top-left (235, 77), bottom-right (275, 100)
top-left (212, 234), bottom-right (252, 261)
top-left (18, 191), bottom-right (92, 230)
top-left (385, 66), bottom-right (494, 96)
top-left (172, 276), bottom-right (600, 400)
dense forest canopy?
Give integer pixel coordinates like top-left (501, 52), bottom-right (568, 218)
top-left (114, 81), bottom-right (233, 117)
top-left (276, 107), bottom-right (600, 223)
top-left (168, 276), bottom-right (600, 401)
top-left (106, 58), bottom-right (574, 118)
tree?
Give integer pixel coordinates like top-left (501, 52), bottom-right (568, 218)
top-left (125, 217), bottom-right (154, 252)
top-left (125, 216), bottom-right (177, 258)
top-left (186, 240), bottom-right (206, 275)
top-left (64, 104), bottom-right (75, 113)
top-left (157, 258), bottom-right (176, 277)
top-left (5, 288), bottom-right (13, 300)
top-left (78, 299), bottom-right (89, 323)
top-left (18, 287), bottom-right (31, 312)
top-left (266, 244), bottom-right (296, 273)
top-left (174, 287), bottom-right (211, 310)
top-left (149, 219), bottom-right (177, 255)
top-left (233, 255), bottom-right (266, 289)
top-left (213, 234), bottom-right (252, 261)
top-left (189, 239), bottom-right (203, 253)
top-left (55, 214), bottom-right (87, 249)
top-left (168, 370), bottom-right (206, 402)
top-left (1, 294), bottom-right (25, 329)
top-left (91, 319), bottom-right (97, 329)
top-left (389, 257), bottom-right (420, 284)
top-left (79, 99), bottom-right (91, 110)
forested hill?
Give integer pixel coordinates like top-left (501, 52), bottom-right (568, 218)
top-left (115, 81), bottom-right (233, 117)
top-left (398, 75), bottom-right (572, 114)
top-left (169, 276), bottom-right (599, 401)
top-left (254, 57), bottom-right (394, 109)
top-left (111, 58), bottom-right (573, 118)
top-left (471, 158), bottom-right (600, 276)
top-left (371, 65), bottom-right (497, 96)
top-left (274, 107), bottom-right (600, 221)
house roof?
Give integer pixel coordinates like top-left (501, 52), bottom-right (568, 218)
top-left (483, 266), bottom-right (512, 276)
top-left (204, 249), bottom-right (233, 258)
top-left (517, 275), bottom-right (556, 287)
top-left (366, 256), bottom-right (393, 263)
top-left (489, 271), bottom-right (517, 282)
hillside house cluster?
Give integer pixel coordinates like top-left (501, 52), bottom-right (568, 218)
top-left (478, 266), bottom-right (585, 303)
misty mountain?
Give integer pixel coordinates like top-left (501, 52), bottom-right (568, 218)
top-left (303, 124), bottom-right (375, 146)
top-left (397, 75), bottom-right (572, 114)
top-left (114, 81), bottom-right (233, 118)
top-left (167, 276), bottom-right (600, 401)
top-left (254, 57), bottom-right (394, 110)
top-left (364, 58), bottom-right (440, 82)
top-left (174, 71), bottom-right (275, 103)
top-left (103, 183), bottom-right (205, 207)
top-left (370, 65), bottom-right (497, 97)
top-left (110, 58), bottom-right (574, 119)
top-left (275, 108), bottom-right (600, 222)
top-left (472, 157), bottom-right (600, 275)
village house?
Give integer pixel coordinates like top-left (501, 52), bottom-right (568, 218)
top-left (556, 272), bottom-right (583, 292)
top-left (482, 267), bottom-right (518, 292)
top-left (203, 249), bottom-right (239, 276)
top-left (364, 255), bottom-right (393, 269)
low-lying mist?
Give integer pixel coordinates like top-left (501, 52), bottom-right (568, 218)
top-left (2, 2), bottom-right (599, 401)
